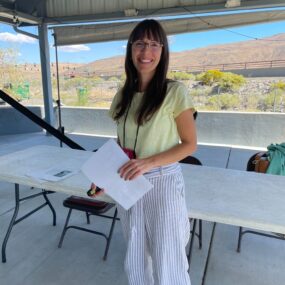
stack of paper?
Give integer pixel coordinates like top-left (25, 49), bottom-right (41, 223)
top-left (81, 139), bottom-right (153, 210)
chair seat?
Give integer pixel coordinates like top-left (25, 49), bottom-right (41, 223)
top-left (63, 196), bottom-right (114, 214)
top-left (59, 195), bottom-right (118, 260)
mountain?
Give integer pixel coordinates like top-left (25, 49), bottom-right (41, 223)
top-left (11, 33), bottom-right (285, 78)
top-left (75, 33), bottom-right (285, 75)
top-left (169, 33), bottom-right (285, 68)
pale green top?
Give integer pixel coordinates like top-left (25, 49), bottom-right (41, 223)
top-left (109, 81), bottom-right (195, 159)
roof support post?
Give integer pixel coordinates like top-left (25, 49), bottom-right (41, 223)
top-left (38, 23), bottom-right (54, 127)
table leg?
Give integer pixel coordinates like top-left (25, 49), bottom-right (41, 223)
top-left (2, 184), bottom-right (20, 263)
top-left (201, 222), bottom-right (217, 285)
top-left (188, 218), bottom-right (197, 270)
top-left (42, 190), bottom-right (56, 226)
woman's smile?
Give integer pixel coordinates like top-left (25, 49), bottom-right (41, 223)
top-left (132, 38), bottom-right (162, 76)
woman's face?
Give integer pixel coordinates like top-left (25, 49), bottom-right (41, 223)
top-left (131, 37), bottom-right (163, 78)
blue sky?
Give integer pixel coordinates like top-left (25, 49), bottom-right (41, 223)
top-left (0, 19), bottom-right (284, 64)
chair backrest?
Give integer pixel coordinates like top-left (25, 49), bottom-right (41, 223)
top-left (246, 152), bottom-right (269, 172)
top-left (246, 153), bottom-right (258, 172)
top-left (180, 155), bottom-right (202, 166)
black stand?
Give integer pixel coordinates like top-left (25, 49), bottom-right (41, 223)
top-left (54, 33), bottom-right (64, 147)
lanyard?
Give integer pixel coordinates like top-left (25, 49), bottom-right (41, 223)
top-left (122, 101), bottom-right (140, 153)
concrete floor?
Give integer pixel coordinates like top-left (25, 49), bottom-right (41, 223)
top-left (1, 132), bottom-right (284, 285)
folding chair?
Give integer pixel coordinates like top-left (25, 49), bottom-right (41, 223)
top-left (236, 152), bottom-right (285, 252)
top-left (58, 196), bottom-right (118, 260)
top-left (179, 155), bottom-right (203, 265)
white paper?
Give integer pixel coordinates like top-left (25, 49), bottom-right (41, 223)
top-left (26, 167), bottom-right (78, 182)
top-left (81, 139), bottom-right (153, 210)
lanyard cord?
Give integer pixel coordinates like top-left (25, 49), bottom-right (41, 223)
top-left (122, 101), bottom-right (140, 153)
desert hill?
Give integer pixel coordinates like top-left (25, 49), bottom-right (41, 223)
top-left (8, 33), bottom-right (285, 79)
top-left (78, 33), bottom-right (285, 75)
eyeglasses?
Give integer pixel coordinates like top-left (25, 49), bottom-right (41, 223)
top-left (131, 40), bottom-right (163, 52)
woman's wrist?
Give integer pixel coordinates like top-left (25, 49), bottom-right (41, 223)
top-left (145, 156), bottom-right (158, 169)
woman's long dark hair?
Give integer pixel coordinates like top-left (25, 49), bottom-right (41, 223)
top-left (114, 19), bottom-right (169, 125)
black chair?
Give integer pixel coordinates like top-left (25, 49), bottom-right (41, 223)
top-left (179, 155), bottom-right (203, 265)
top-left (58, 196), bottom-right (118, 260)
top-left (236, 152), bottom-right (284, 252)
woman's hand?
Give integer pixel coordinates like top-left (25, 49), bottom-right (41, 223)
top-left (119, 158), bottom-right (153, 180)
top-left (87, 182), bottom-right (105, 197)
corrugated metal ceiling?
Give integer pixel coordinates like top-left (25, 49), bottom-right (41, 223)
top-left (53, 9), bottom-right (285, 46)
top-left (46, 0), bottom-right (225, 18)
top-left (0, 0), bottom-right (285, 26)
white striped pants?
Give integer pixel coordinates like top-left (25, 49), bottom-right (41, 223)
top-left (118, 164), bottom-right (191, 285)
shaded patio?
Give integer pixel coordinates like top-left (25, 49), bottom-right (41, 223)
top-left (1, 132), bottom-right (285, 285)
top-left (0, 1), bottom-right (285, 284)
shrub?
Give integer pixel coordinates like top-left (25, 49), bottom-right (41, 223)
top-left (196, 70), bottom-right (223, 86)
top-left (196, 70), bottom-right (246, 92)
top-left (108, 76), bottom-right (119, 81)
top-left (218, 72), bottom-right (246, 91)
top-left (120, 73), bottom-right (126, 82)
top-left (262, 91), bottom-right (284, 112)
top-left (207, 93), bottom-right (240, 110)
top-left (168, 71), bottom-right (195, 80)
top-left (94, 76), bottom-right (104, 81)
top-left (0, 47), bottom-right (24, 100)
top-left (270, 81), bottom-right (285, 91)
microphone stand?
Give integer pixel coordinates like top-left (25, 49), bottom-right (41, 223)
top-left (53, 33), bottom-right (64, 147)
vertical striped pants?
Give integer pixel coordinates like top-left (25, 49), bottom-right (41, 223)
top-left (118, 164), bottom-right (191, 285)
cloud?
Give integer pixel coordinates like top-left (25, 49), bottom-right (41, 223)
top-left (0, 32), bottom-right (37, 43)
top-left (122, 45), bottom-right (127, 49)
top-left (168, 35), bottom-right (175, 45)
top-left (58, 45), bottom-right (90, 52)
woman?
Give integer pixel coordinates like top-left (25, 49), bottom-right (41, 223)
top-left (92, 19), bottom-right (196, 285)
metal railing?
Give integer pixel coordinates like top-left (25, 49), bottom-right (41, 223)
top-left (170, 59), bottom-right (285, 73)
top-left (61, 59), bottom-right (285, 78)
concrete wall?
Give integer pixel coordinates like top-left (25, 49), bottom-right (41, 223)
top-left (58, 107), bottom-right (285, 148)
top-left (192, 67), bottom-right (285, 77)
top-left (1, 106), bottom-right (284, 148)
top-left (226, 67), bottom-right (285, 78)
top-left (196, 111), bottom-right (285, 147)
top-left (59, 107), bottom-right (117, 136)
top-left (0, 106), bottom-right (44, 135)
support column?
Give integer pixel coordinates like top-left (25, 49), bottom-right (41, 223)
top-left (38, 23), bottom-right (54, 127)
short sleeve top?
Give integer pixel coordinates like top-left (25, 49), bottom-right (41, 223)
top-left (109, 81), bottom-right (195, 159)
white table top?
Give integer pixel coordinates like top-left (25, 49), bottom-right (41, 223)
top-left (1, 145), bottom-right (285, 234)
top-left (182, 164), bottom-right (285, 234)
top-left (0, 145), bottom-right (109, 201)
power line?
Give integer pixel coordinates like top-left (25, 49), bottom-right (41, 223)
top-left (182, 6), bottom-right (285, 42)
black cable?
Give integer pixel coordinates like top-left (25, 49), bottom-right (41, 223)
top-left (182, 6), bottom-right (285, 42)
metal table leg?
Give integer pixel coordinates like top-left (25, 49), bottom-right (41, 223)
top-left (201, 222), bottom-right (217, 285)
top-left (42, 190), bottom-right (56, 226)
top-left (1, 184), bottom-right (57, 263)
top-left (188, 218), bottom-right (197, 269)
top-left (2, 184), bottom-right (20, 263)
